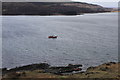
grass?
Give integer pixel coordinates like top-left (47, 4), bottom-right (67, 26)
top-left (2, 62), bottom-right (120, 79)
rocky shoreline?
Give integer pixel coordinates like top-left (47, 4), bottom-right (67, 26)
top-left (1, 62), bottom-right (120, 79)
top-left (2, 63), bottom-right (83, 75)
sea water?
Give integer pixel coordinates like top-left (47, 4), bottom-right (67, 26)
top-left (2, 13), bottom-right (118, 69)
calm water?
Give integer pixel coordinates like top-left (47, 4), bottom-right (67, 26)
top-left (2, 13), bottom-right (118, 69)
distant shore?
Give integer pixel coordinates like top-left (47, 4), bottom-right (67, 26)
top-left (2, 11), bottom-right (118, 16)
top-left (2, 2), bottom-right (116, 16)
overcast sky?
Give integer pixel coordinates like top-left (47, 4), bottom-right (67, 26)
top-left (72, 0), bottom-right (119, 8)
top-left (2, 0), bottom-right (119, 8)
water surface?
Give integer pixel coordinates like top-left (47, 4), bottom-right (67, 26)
top-left (2, 13), bottom-right (118, 69)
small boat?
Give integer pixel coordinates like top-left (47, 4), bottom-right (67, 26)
top-left (48, 36), bottom-right (57, 39)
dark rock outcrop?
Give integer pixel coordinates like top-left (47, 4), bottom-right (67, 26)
top-left (2, 63), bottom-right (82, 75)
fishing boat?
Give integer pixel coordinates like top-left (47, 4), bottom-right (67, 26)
top-left (48, 36), bottom-right (57, 39)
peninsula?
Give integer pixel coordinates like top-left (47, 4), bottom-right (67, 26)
top-left (2, 2), bottom-right (116, 15)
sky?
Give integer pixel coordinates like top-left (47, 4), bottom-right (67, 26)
top-left (72, 0), bottom-right (119, 8)
top-left (1, 0), bottom-right (119, 8)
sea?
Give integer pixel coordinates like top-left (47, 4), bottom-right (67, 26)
top-left (2, 12), bottom-right (118, 70)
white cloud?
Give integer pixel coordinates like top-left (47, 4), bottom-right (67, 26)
top-left (72, 0), bottom-right (119, 2)
top-left (72, 0), bottom-right (118, 7)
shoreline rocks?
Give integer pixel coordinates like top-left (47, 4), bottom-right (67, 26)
top-left (1, 62), bottom-right (119, 79)
top-left (2, 63), bottom-right (83, 75)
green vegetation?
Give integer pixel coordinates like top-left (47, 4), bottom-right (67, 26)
top-left (1, 62), bottom-right (119, 79)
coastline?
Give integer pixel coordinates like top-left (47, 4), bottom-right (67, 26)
top-left (2, 12), bottom-right (118, 72)
top-left (1, 12), bottom-right (118, 79)
top-left (1, 11), bottom-right (117, 16)
top-left (1, 62), bottom-right (119, 79)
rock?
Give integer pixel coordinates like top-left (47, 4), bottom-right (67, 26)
top-left (99, 67), bottom-right (109, 71)
top-left (2, 63), bottom-right (83, 75)
top-left (8, 63), bottom-right (50, 72)
top-left (105, 62), bottom-right (116, 66)
top-left (49, 64), bottom-right (82, 74)
top-left (68, 64), bottom-right (82, 68)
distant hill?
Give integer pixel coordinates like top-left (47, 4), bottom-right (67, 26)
top-left (2, 2), bottom-right (115, 15)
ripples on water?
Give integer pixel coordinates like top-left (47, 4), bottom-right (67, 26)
top-left (2, 13), bottom-right (118, 69)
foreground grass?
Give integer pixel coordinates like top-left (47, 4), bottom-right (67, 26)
top-left (2, 62), bottom-right (120, 79)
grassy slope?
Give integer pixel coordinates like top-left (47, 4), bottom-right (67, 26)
top-left (2, 62), bottom-right (119, 79)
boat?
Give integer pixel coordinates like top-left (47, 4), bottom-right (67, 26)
top-left (48, 36), bottom-right (57, 39)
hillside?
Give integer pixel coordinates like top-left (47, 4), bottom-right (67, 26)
top-left (2, 62), bottom-right (119, 79)
top-left (2, 2), bottom-right (114, 15)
